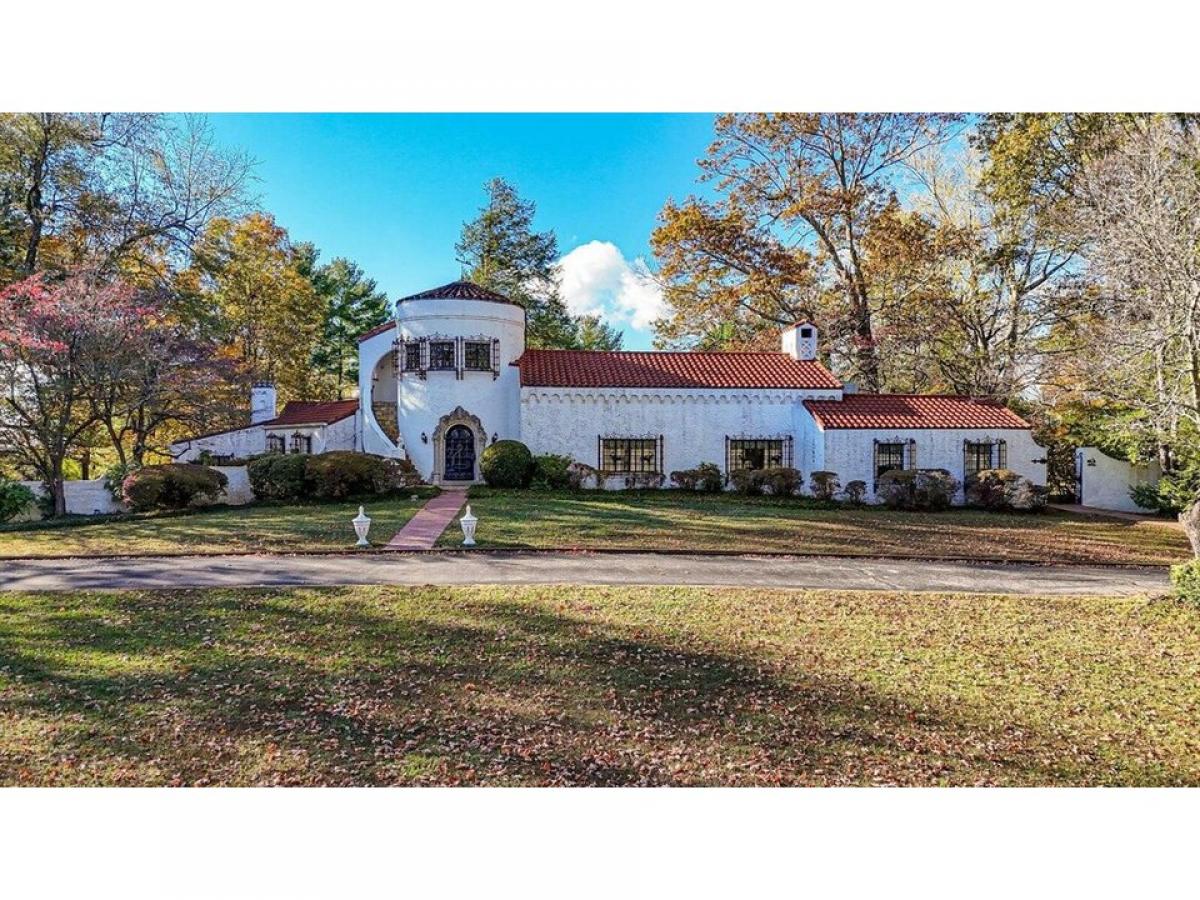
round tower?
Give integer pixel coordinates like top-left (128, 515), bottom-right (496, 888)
top-left (390, 281), bottom-right (526, 483)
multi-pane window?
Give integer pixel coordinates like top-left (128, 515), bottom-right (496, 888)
top-left (429, 341), bottom-right (455, 370)
top-left (289, 433), bottom-right (313, 455)
top-left (465, 341), bottom-right (491, 371)
top-left (403, 341), bottom-right (421, 371)
top-left (874, 442), bottom-right (907, 482)
top-left (726, 437), bottom-right (792, 472)
top-left (599, 437), bottom-right (661, 474)
top-left (266, 434), bottom-right (286, 454)
top-left (964, 440), bottom-right (1007, 477)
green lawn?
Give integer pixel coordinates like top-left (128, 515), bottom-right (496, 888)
top-left (2, 585), bottom-right (1198, 786)
top-left (437, 489), bottom-right (1190, 566)
top-left (0, 489), bottom-right (438, 558)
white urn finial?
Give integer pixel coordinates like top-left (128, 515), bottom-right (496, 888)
top-left (352, 505), bottom-right (372, 547)
top-left (460, 504), bottom-right (478, 547)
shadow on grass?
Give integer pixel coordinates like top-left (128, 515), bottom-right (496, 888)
top-left (1, 588), bottom-right (1172, 786)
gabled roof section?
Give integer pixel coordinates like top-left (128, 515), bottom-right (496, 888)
top-left (356, 320), bottom-right (396, 343)
top-left (264, 399), bottom-right (360, 427)
top-left (516, 350), bottom-right (842, 390)
top-left (803, 394), bottom-right (1030, 430)
top-left (397, 280), bottom-right (521, 307)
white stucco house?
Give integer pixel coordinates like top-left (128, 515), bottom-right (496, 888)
top-left (172, 279), bottom-right (1049, 501)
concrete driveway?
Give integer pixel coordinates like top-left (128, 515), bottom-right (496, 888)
top-left (0, 551), bottom-right (1170, 595)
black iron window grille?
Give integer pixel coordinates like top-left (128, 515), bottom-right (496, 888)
top-left (598, 437), bottom-right (662, 474)
top-left (429, 341), bottom-right (455, 370)
top-left (873, 441), bottom-right (907, 485)
top-left (266, 434), bottom-right (286, 454)
top-left (465, 341), bottom-right (491, 371)
top-left (725, 436), bottom-right (793, 473)
top-left (403, 341), bottom-right (421, 372)
top-left (289, 433), bottom-right (312, 455)
top-left (963, 439), bottom-right (1006, 478)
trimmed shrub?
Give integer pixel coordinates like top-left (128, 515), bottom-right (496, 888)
top-left (480, 440), bottom-right (534, 488)
top-left (122, 464), bottom-right (228, 512)
top-left (878, 468), bottom-right (959, 511)
top-left (1171, 559), bottom-right (1200, 605)
top-left (669, 462), bottom-right (724, 492)
top-left (566, 461), bottom-right (598, 490)
top-left (842, 480), bottom-right (868, 505)
top-left (966, 468), bottom-right (1047, 512)
top-left (305, 451), bottom-right (400, 500)
top-left (809, 471), bottom-right (841, 501)
top-left (532, 454), bottom-right (574, 490)
top-left (247, 454), bottom-right (309, 502)
top-left (102, 462), bottom-right (140, 501)
top-left (761, 467), bottom-right (802, 497)
top-left (729, 468), bottom-right (766, 496)
top-left (624, 472), bottom-right (665, 489)
top-left (0, 479), bottom-right (35, 523)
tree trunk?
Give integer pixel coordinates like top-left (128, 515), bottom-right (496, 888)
top-left (50, 456), bottom-right (66, 517)
top-left (1182, 500), bottom-right (1200, 558)
top-left (79, 447), bottom-right (90, 480)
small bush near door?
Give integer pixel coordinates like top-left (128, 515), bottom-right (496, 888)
top-left (480, 440), bottom-right (534, 488)
top-left (531, 454), bottom-right (574, 489)
top-left (306, 452), bottom-right (403, 499)
top-left (122, 464), bottom-right (229, 512)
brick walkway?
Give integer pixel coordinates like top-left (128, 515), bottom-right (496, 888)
top-left (386, 488), bottom-right (468, 550)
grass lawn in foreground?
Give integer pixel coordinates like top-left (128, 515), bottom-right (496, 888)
top-left (0, 488), bottom-right (438, 558)
top-left (1, 585), bottom-right (1197, 786)
top-left (438, 489), bottom-right (1189, 566)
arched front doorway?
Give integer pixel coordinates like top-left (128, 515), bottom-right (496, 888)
top-left (444, 424), bottom-right (476, 481)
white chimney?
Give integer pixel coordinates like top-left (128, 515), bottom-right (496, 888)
top-left (250, 382), bottom-right (277, 424)
top-left (782, 321), bottom-right (818, 361)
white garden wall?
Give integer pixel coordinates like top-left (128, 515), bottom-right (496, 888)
top-left (1076, 446), bottom-right (1161, 512)
top-left (13, 465), bottom-right (254, 521)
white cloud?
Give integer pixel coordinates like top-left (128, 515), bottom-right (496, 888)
top-left (557, 241), bottom-right (667, 331)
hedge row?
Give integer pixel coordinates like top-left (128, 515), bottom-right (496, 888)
top-left (248, 451), bottom-right (418, 502)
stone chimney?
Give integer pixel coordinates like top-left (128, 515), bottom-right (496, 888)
top-left (250, 382), bottom-right (277, 424)
top-left (781, 321), bottom-right (819, 361)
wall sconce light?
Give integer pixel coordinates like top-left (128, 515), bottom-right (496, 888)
top-left (421, 432), bottom-right (428, 444)
top-left (491, 432), bottom-right (498, 444)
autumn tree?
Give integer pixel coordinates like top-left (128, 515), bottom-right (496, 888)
top-left (0, 271), bottom-right (156, 514)
top-left (298, 246), bottom-right (391, 398)
top-left (651, 114), bottom-right (962, 389)
top-left (1068, 117), bottom-right (1200, 474)
top-left (190, 214), bottom-right (326, 402)
top-left (0, 113), bottom-right (252, 282)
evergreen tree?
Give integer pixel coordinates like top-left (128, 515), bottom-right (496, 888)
top-left (299, 245), bottom-right (391, 398)
top-left (455, 177), bottom-right (580, 349)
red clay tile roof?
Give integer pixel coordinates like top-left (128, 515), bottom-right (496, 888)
top-left (398, 280), bottom-right (521, 306)
top-left (516, 350), bottom-right (842, 390)
top-left (265, 400), bottom-right (360, 427)
top-left (803, 394), bottom-right (1030, 430)
top-left (356, 320), bottom-right (396, 342)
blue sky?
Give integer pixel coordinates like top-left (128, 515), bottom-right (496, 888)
top-left (206, 114), bottom-right (718, 349)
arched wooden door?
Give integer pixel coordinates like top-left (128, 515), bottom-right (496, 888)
top-left (444, 424), bottom-right (476, 481)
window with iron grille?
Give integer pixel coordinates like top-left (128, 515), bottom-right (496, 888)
top-left (874, 442), bottom-right (906, 483)
top-left (599, 437), bottom-right (661, 474)
top-left (266, 434), bottom-right (286, 454)
top-left (289, 433), bottom-right (312, 455)
top-left (963, 440), bottom-right (1006, 477)
top-left (725, 437), bottom-right (792, 472)
top-left (464, 341), bottom-right (491, 371)
top-left (403, 342), bottom-right (421, 372)
top-left (429, 341), bottom-right (455, 370)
